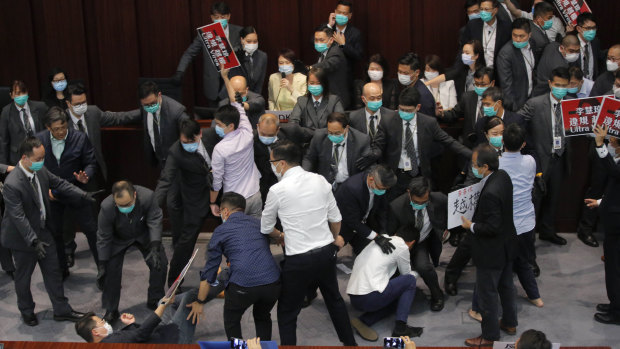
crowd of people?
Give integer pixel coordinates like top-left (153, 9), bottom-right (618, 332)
top-left (1, 0), bottom-right (619, 347)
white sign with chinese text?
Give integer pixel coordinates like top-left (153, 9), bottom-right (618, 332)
top-left (447, 182), bottom-right (483, 229)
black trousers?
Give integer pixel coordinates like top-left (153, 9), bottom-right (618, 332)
top-left (64, 176), bottom-right (101, 257)
top-left (168, 176), bottom-right (184, 247)
top-left (0, 243), bottom-right (15, 272)
top-left (578, 141), bottom-right (608, 234)
top-left (444, 232), bottom-right (473, 285)
top-left (11, 236), bottom-right (72, 317)
top-left (537, 155), bottom-right (567, 238)
top-left (168, 210), bottom-right (207, 286)
top-left (224, 281), bottom-right (281, 340)
top-left (603, 223), bottom-right (620, 317)
top-left (102, 242), bottom-right (168, 312)
top-left (277, 244), bottom-right (356, 346)
top-left (476, 263), bottom-right (518, 341)
top-left (411, 239), bottom-right (442, 300)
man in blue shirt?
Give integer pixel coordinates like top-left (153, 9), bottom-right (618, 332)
top-left (186, 192), bottom-right (280, 340)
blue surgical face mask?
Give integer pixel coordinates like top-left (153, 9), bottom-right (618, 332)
top-left (308, 84), bottom-right (323, 96)
top-left (489, 135), bottom-right (503, 148)
top-left (410, 201), bottom-right (428, 210)
top-left (29, 160), bottom-right (44, 172)
top-left (551, 86), bottom-right (568, 99)
top-left (472, 166), bottom-right (484, 179)
top-left (483, 102), bottom-right (498, 117)
top-left (279, 64), bottom-right (294, 75)
top-left (328, 133), bottom-right (345, 144)
top-left (335, 14), bottom-right (349, 26)
top-left (462, 54), bottom-right (476, 66)
top-left (259, 135), bottom-right (276, 145)
top-left (474, 85), bottom-right (489, 96)
top-left (582, 29), bottom-right (596, 42)
top-left (468, 13), bottom-right (481, 20)
top-left (52, 80), bottom-right (67, 92)
top-left (182, 142), bottom-right (199, 153)
top-left (366, 100), bottom-right (382, 112)
top-left (372, 188), bottom-right (386, 196)
top-left (479, 10), bottom-right (493, 23)
top-left (215, 125), bottom-right (226, 138)
top-left (542, 19), bottom-right (553, 30)
top-left (14, 94), bottom-right (29, 106)
top-left (118, 203), bottom-right (135, 214)
top-left (143, 102), bottom-right (160, 114)
top-left (214, 18), bottom-right (228, 28)
top-left (399, 110), bottom-right (415, 121)
top-left (241, 95), bottom-right (248, 102)
top-left (512, 40), bottom-right (529, 49)
top-left (567, 86), bottom-right (579, 94)
top-left (314, 42), bottom-right (328, 53)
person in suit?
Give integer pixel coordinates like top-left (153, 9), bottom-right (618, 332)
top-left (1, 137), bottom-right (91, 326)
top-left (363, 87), bottom-right (472, 199)
top-left (387, 177), bottom-right (448, 312)
top-left (43, 67), bottom-right (69, 109)
top-left (532, 35), bottom-right (580, 96)
top-left (458, 0), bottom-right (482, 48)
top-left (154, 119), bottom-right (212, 287)
top-left (461, 0), bottom-right (512, 68)
top-left (590, 45), bottom-right (620, 97)
top-left (303, 112), bottom-right (371, 188)
top-left (35, 107), bottom-right (99, 276)
top-left (0, 80), bottom-right (48, 166)
top-left (349, 82), bottom-right (398, 142)
top-left (173, 1), bottom-right (242, 103)
top-left (497, 18), bottom-right (538, 111)
top-left (230, 26), bottom-right (267, 96)
top-left (526, 2), bottom-right (554, 60)
top-left (353, 54), bottom-right (400, 110)
top-left (0, 163), bottom-right (16, 278)
top-left (422, 55), bottom-right (458, 111)
top-left (575, 12), bottom-right (604, 81)
top-left (96, 181), bottom-right (168, 323)
top-left (504, 0), bottom-right (566, 42)
top-left (567, 66), bottom-right (594, 98)
top-left (519, 67), bottom-right (572, 246)
top-left (268, 48), bottom-right (307, 111)
top-left (461, 144), bottom-right (517, 346)
top-left (396, 53), bottom-right (436, 117)
top-left (289, 67), bottom-right (345, 142)
top-left (218, 75), bottom-right (266, 127)
top-left (474, 87), bottom-right (524, 144)
top-left (334, 164), bottom-right (397, 255)
top-left (587, 125), bottom-right (620, 325)
top-left (312, 24), bottom-right (350, 109)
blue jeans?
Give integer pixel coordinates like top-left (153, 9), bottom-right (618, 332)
top-left (349, 274), bottom-right (416, 326)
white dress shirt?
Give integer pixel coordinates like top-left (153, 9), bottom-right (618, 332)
top-left (197, 139), bottom-right (212, 167)
top-left (17, 102), bottom-right (36, 132)
top-left (261, 166), bottom-right (341, 256)
top-left (483, 20), bottom-right (498, 67)
top-left (333, 135), bottom-right (349, 185)
top-left (69, 112), bottom-right (89, 137)
top-left (521, 44), bottom-right (535, 95)
top-left (579, 36), bottom-right (595, 80)
top-left (365, 108), bottom-right (382, 133)
top-left (550, 93), bottom-right (561, 153)
top-left (347, 235), bottom-right (412, 295)
top-left (415, 207), bottom-right (432, 242)
top-left (19, 161), bottom-right (46, 220)
top-left (398, 118), bottom-right (419, 170)
top-left (146, 109), bottom-right (161, 152)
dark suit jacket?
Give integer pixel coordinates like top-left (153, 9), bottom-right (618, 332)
top-left (497, 40), bottom-right (539, 110)
top-left (462, 17), bottom-right (512, 67)
top-left (441, 91), bottom-right (481, 149)
top-left (352, 79), bottom-right (400, 110)
top-left (302, 127), bottom-right (371, 183)
top-left (176, 24), bottom-right (243, 101)
top-left (518, 93), bottom-right (572, 174)
top-left (473, 110), bottom-right (525, 146)
top-left (1, 166), bottom-right (85, 251)
top-left (101, 312), bottom-right (178, 344)
top-left (335, 24), bottom-right (364, 68)
top-left (202, 127), bottom-right (221, 158)
top-left (590, 70), bottom-right (615, 97)
top-left (289, 94), bottom-right (344, 142)
top-left (334, 171), bottom-right (388, 239)
top-left (349, 107), bottom-right (397, 141)
top-left (97, 185), bottom-right (162, 261)
top-left (141, 95), bottom-right (190, 168)
top-left (445, 63), bottom-right (474, 100)
top-left (387, 191), bottom-right (447, 267)
top-left (598, 153), bottom-right (620, 234)
top-left (230, 49), bottom-right (268, 95)
top-left (154, 135), bottom-right (212, 217)
top-left (314, 44), bottom-right (350, 109)
top-left (219, 91), bottom-right (266, 127)
top-left (581, 37), bottom-right (603, 81)
top-left (0, 100), bottom-right (48, 165)
top-left (529, 21), bottom-right (551, 60)
top-left (70, 105), bottom-right (141, 181)
top-left (371, 112), bottom-right (472, 179)
top-left (396, 80), bottom-right (436, 117)
top-left (532, 42), bottom-right (575, 97)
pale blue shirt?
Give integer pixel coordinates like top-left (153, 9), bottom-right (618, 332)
top-left (500, 152), bottom-right (536, 234)
top-left (50, 132), bottom-right (68, 163)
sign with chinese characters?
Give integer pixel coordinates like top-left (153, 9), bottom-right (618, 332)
top-left (551, 0), bottom-right (592, 26)
top-left (447, 182), bottom-right (483, 229)
top-left (265, 110), bottom-right (291, 122)
top-left (594, 97), bottom-right (620, 138)
top-left (561, 96), bottom-right (604, 137)
top-left (196, 22), bottom-right (240, 71)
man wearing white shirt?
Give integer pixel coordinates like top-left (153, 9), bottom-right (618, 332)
top-left (261, 140), bottom-right (356, 346)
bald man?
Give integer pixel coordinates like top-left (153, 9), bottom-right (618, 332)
top-left (218, 75), bottom-right (266, 128)
top-left (349, 83), bottom-right (397, 141)
top-left (590, 45), bottom-right (620, 97)
top-left (533, 34), bottom-right (581, 96)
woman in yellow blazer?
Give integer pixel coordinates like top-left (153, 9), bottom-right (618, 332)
top-left (268, 48), bottom-right (307, 111)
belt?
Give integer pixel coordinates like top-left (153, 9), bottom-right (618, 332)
top-left (294, 243), bottom-right (334, 257)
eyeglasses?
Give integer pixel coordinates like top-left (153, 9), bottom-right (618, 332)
top-left (269, 159), bottom-right (284, 163)
top-left (579, 25), bottom-right (597, 30)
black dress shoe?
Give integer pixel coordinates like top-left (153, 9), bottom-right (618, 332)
top-left (530, 261), bottom-right (540, 278)
top-left (54, 310), bottom-right (86, 322)
top-left (66, 253), bottom-right (75, 268)
top-left (594, 312), bottom-right (620, 325)
top-left (431, 296), bottom-right (445, 311)
top-left (22, 313), bottom-right (38, 326)
top-left (577, 231), bottom-right (599, 247)
top-left (445, 281), bottom-right (457, 296)
top-left (103, 310), bottom-right (120, 323)
top-left (539, 234), bottom-right (567, 245)
top-left (392, 324), bottom-right (423, 337)
top-left (597, 304), bottom-right (611, 313)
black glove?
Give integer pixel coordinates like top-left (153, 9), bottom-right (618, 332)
top-left (234, 92), bottom-right (244, 104)
top-left (534, 175), bottom-right (546, 196)
top-left (355, 155), bottom-right (375, 171)
top-left (171, 71), bottom-right (184, 85)
top-left (83, 189), bottom-right (105, 203)
top-left (145, 241), bottom-right (162, 271)
top-left (96, 262), bottom-right (107, 291)
top-left (374, 234), bottom-right (395, 254)
top-left (32, 239), bottom-right (49, 260)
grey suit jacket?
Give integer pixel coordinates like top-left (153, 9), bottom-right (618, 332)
top-left (349, 107), bottom-right (397, 141)
top-left (529, 21), bottom-right (551, 60)
top-left (1, 166), bottom-right (85, 251)
top-left (314, 44), bottom-right (350, 109)
top-left (218, 91), bottom-right (266, 127)
top-left (97, 185), bottom-right (162, 261)
top-left (302, 127), bottom-right (371, 183)
top-left (68, 105), bottom-right (141, 181)
top-left (497, 40), bottom-right (539, 111)
top-left (532, 42), bottom-right (571, 97)
top-left (176, 24), bottom-right (242, 101)
top-left (0, 100), bottom-right (48, 165)
top-left (289, 94), bottom-right (344, 142)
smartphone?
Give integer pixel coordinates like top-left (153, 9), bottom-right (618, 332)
top-left (384, 337), bottom-right (405, 349)
top-left (230, 338), bottom-right (248, 349)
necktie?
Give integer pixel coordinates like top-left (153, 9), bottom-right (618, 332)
top-left (368, 115), bottom-right (377, 138)
top-left (476, 100), bottom-right (484, 121)
top-left (329, 144), bottom-right (343, 183)
top-left (21, 109), bottom-right (33, 136)
top-left (77, 119), bottom-right (85, 133)
top-left (314, 100), bottom-right (320, 110)
top-left (553, 102), bottom-right (565, 156)
top-left (152, 113), bottom-right (163, 160)
top-left (30, 174), bottom-right (45, 221)
top-left (404, 122), bottom-right (419, 177)
top-left (583, 43), bottom-right (590, 78)
top-left (415, 208), bottom-right (423, 232)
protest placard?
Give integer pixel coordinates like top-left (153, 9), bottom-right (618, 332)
top-left (551, 0), bottom-right (592, 25)
top-left (197, 22), bottom-right (240, 71)
top-left (447, 182), bottom-right (483, 229)
top-left (594, 97), bottom-right (620, 138)
top-left (561, 96), bottom-right (604, 137)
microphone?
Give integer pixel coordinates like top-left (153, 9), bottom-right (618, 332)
top-left (281, 72), bottom-right (286, 79)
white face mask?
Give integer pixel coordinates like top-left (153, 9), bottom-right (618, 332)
top-left (565, 52), bottom-right (580, 63)
top-left (607, 60), bottom-right (619, 72)
top-left (425, 71), bottom-right (439, 80)
top-left (244, 43), bottom-right (258, 55)
top-left (398, 73), bottom-right (412, 86)
top-left (72, 103), bottom-right (87, 116)
top-left (271, 162), bottom-right (282, 181)
top-left (98, 322), bottom-right (113, 336)
top-left (367, 70), bottom-right (384, 81)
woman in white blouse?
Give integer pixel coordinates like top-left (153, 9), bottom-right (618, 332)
top-left (268, 48), bottom-right (307, 111)
top-left (422, 55), bottom-right (458, 111)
